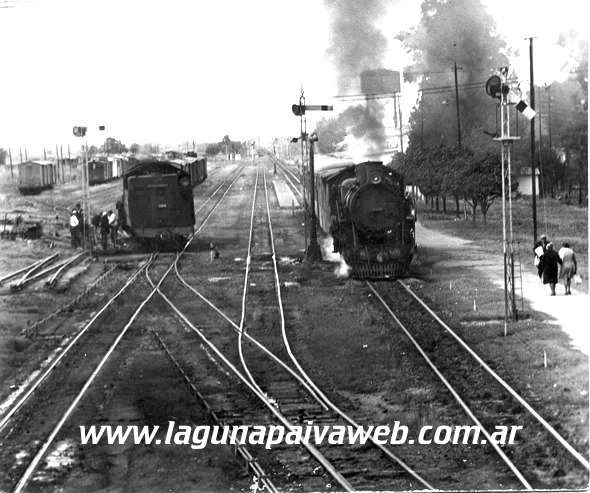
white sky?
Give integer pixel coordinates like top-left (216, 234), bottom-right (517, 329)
top-left (0, 0), bottom-right (587, 155)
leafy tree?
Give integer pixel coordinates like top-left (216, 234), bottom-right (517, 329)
top-left (462, 152), bottom-right (504, 223)
top-left (129, 143), bottom-right (140, 154)
top-left (206, 143), bottom-right (221, 156)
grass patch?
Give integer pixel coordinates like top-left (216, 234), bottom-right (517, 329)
top-left (418, 196), bottom-right (588, 291)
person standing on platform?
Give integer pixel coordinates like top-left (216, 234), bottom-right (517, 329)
top-left (538, 242), bottom-right (562, 296)
top-left (559, 242), bottom-right (578, 295)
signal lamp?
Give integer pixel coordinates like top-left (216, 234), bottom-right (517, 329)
top-left (485, 75), bottom-right (502, 99)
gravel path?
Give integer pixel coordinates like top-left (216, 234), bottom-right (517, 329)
top-left (416, 221), bottom-right (589, 355)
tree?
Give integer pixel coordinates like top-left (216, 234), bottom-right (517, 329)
top-left (462, 152), bottom-right (504, 223)
top-left (398, 0), bottom-right (508, 148)
top-left (0, 148), bottom-right (7, 165)
top-left (206, 143), bottom-right (221, 157)
top-left (129, 143), bottom-right (140, 154)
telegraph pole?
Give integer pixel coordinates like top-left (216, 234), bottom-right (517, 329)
top-left (453, 60), bottom-right (462, 147)
top-left (529, 37), bottom-right (538, 243)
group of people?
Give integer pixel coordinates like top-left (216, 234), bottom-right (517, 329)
top-left (92, 210), bottom-right (118, 250)
top-left (69, 203), bottom-right (118, 250)
top-left (534, 234), bottom-right (578, 295)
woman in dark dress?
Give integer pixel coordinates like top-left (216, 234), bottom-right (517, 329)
top-left (537, 242), bottom-right (562, 295)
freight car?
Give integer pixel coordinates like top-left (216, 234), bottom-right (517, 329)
top-left (17, 160), bottom-right (56, 194)
top-left (121, 159), bottom-right (202, 240)
top-left (170, 156), bottom-right (207, 186)
top-left (315, 160), bottom-right (416, 278)
top-left (88, 155), bottom-right (129, 185)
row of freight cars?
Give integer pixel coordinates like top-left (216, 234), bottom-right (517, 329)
top-left (16, 154), bottom-right (207, 195)
top-left (88, 155), bottom-right (130, 185)
top-left (16, 155), bottom-right (130, 194)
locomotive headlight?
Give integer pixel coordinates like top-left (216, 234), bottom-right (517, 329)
top-left (178, 175), bottom-right (191, 187)
top-left (371, 175), bottom-right (382, 184)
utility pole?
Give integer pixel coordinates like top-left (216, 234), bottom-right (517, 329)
top-left (454, 60), bottom-right (462, 147)
top-left (56, 145), bottom-right (60, 183)
top-left (397, 93), bottom-right (404, 152)
top-left (537, 93), bottom-right (544, 199)
top-left (420, 103), bottom-right (424, 151)
top-left (8, 148), bottom-right (13, 180)
top-left (546, 85), bottom-right (553, 151)
top-left (529, 37), bottom-right (538, 243)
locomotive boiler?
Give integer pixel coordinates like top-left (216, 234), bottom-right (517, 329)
top-left (315, 161), bottom-right (416, 278)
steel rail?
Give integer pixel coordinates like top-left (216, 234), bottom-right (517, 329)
top-left (273, 156), bottom-right (301, 184)
top-left (150, 330), bottom-right (279, 493)
top-left (397, 279), bottom-right (590, 471)
top-left (146, 267), bottom-right (354, 493)
top-left (46, 251), bottom-right (87, 287)
top-left (13, 256), bottom-right (173, 493)
top-left (0, 255), bottom-right (56, 285)
top-left (0, 257), bottom-right (151, 434)
top-left (173, 259), bottom-right (327, 408)
top-left (11, 164), bottom-right (247, 490)
top-left (237, 165), bottom-right (267, 397)
top-left (367, 281), bottom-right (533, 490)
top-left (262, 165), bottom-right (435, 490)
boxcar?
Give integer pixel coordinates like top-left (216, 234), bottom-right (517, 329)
top-left (88, 159), bottom-right (107, 185)
top-left (17, 160), bottom-right (56, 194)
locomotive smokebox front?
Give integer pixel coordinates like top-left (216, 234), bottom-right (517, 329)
top-left (344, 161), bottom-right (402, 234)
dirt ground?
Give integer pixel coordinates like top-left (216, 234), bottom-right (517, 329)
top-left (0, 160), bottom-right (587, 491)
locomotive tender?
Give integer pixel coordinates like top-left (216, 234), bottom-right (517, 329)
top-left (121, 157), bottom-right (207, 240)
top-left (315, 160), bottom-right (416, 278)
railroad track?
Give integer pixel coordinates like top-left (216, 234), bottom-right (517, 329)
top-left (0, 255), bottom-right (157, 492)
top-left (366, 279), bottom-right (590, 489)
top-left (0, 164), bottom-right (248, 492)
top-left (269, 155), bottom-right (303, 202)
top-left (152, 161), bottom-right (435, 490)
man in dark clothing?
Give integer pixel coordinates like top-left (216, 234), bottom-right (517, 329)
top-left (99, 212), bottom-right (110, 250)
top-left (537, 242), bottom-right (562, 295)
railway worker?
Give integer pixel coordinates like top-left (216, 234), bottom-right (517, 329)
top-left (537, 242), bottom-right (562, 296)
top-left (116, 199), bottom-right (129, 234)
top-left (99, 211), bottom-right (110, 250)
top-left (69, 209), bottom-right (80, 248)
top-left (559, 242), bottom-right (578, 295)
top-left (107, 210), bottom-right (118, 247)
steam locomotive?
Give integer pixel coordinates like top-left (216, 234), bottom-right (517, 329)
top-left (121, 157), bottom-right (207, 241)
top-left (315, 161), bottom-right (416, 278)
